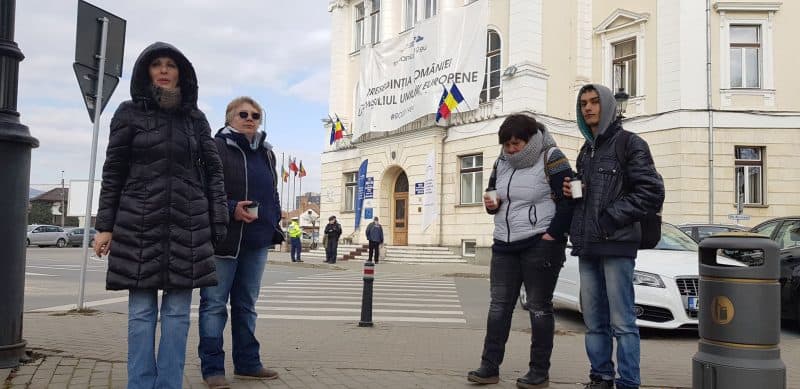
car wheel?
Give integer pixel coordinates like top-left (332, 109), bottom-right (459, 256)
top-left (519, 287), bottom-right (528, 310)
top-left (26, 238), bottom-right (30, 246)
top-left (90, 239), bottom-right (95, 248)
top-left (56, 238), bottom-right (67, 248)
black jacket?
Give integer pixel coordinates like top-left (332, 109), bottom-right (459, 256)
top-left (212, 127), bottom-right (282, 258)
top-left (325, 222), bottom-right (342, 239)
top-left (96, 42), bottom-right (228, 290)
top-left (570, 121), bottom-right (665, 258)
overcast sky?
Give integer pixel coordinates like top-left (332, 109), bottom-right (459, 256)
top-left (16, 0), bottom-right (330, 196)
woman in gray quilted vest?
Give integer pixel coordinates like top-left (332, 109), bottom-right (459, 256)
top-left (468, 114), bottom-right (575, 389)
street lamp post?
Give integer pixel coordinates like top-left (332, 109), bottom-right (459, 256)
top-left (0, 0), bottom-right (40, 368)
top-left (614, 87), bottom-right (630, 119)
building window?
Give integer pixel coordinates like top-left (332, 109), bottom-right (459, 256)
top-left (354, 3), bottom-right (365, 50)
top-left (734, 146), bottom-right (764, 205)
top-left (480, 30), bottom-right (501, 103)
top-left (612, 39), bottom-right (637, 96)
top-left (462, 239), bottom-right (477, 257)
top-left (344, 172), bottom-right (358, 211)
top-left (370, 0), bottom-right (380, 44)
top-left (460, 154), bottom-right (483, 204)
top-left (403, 0), bottom-right (437, 30)
top-left (730, 25), bottom-right (760, 89)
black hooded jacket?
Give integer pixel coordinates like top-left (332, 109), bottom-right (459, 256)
top-left (95, 42), bottom-right (228, 290)
top-left (570, 84), bottom-right (665, 259)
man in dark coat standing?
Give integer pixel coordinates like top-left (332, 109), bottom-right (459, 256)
top-left (365, 217), bottom-right (384, 263)
top-left (324, 215), bottom-right (342, 264)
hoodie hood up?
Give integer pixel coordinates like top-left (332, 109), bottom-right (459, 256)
top-left (130, 41), bottom-right (199, 110)
top-left (575, 83), bottom-right (618, 143)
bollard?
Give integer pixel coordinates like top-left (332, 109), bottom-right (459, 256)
top-left (359, 261), bottom-right (375, 327)
top-left (692, 232), bottom-right (785, 389)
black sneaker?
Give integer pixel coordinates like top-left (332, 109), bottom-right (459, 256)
top-left (467, 366), bottom-right (499, 384)
top-left (583, 379), bottom-right (614, 389)
top-left (516, 369), bottom-right (548, 388)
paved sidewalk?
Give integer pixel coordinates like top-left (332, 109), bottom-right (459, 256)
top-left (5, 253), bottom-right (797, 388)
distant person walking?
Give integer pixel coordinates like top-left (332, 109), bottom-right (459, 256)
top-left (365, 217), bottom-right (384, 263)
top-left (198, 96), bottom-right (283, 388)
top-left (324, 215), bottom-right (342, 264)
top-left (468, 113), bottom-right (575, 389)
top-left (94, 42), bottom-right (228, 389)
top-left (288, 217), bottom-right (303, 262)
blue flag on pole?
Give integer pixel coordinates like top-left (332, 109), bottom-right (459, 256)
top-left (354, 159), bottom-right (368, 230)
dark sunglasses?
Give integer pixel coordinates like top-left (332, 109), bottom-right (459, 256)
top-left (238, 111), bottom-right (262, 120)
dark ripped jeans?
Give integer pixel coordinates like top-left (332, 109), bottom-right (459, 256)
top-left (479, 239), bottom-right (566, 376)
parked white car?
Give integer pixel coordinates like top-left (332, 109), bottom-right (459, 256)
top-left (26, 224), bottom-right (69, 248)
top-left (521, 223), bottom-right (719, 330)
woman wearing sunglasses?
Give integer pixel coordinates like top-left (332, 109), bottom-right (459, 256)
top-left (198, 96), bottom-right (283, 388)
top-left (94, 42), bottom-right (228, 389)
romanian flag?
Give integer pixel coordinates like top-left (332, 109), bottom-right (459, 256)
top-left (299, 161), bottom-right (307, 178)
top-left (289, 157), bottom-right (299, 174)
top-left (281, 165), bottom-right (289, 182)
top-left (435, 83), bottom-right (465, 122)
top-left (333, 115), bottom-right (345, 141)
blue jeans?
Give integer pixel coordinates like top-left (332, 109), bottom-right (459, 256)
top-left (198, 246), bottom-right (269, 378)
top-left (290, 237), bottom-right (301, 261)
top-left (127, 288), bottom-right (192, 389)
top-left (579, 256), bottom-right (640, 388)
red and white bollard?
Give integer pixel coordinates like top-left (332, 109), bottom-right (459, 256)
top-left (359, 261), bottom-right (375, 327)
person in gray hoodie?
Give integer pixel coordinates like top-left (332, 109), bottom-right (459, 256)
top-left (563, 84), bottom-right (664, 389)
top-left (468, 113), bottom-right (574, 389)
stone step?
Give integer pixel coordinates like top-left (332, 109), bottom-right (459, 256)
top-left (384, 246), bottom-right (453, 251)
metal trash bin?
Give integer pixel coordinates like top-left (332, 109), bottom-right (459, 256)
top-left (692, 232), bottom-right (785, 389)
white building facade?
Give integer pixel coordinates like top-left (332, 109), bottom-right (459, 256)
top-left (322, 0), bottom-right (800, 263)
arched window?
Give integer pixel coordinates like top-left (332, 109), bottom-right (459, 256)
top-left (480, 30), bottom-right (501, 103)
top-left (394, 172), bottom-right (409, 193)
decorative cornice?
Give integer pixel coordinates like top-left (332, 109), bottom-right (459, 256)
top-left (328, 0), bottom-right (348, 12)
top-left (594, 9), bottom-right (650, 35)
top-left (714, 2), bottom-right (782, 12)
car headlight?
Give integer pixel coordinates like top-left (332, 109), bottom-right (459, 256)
top-left (633, 271), bottom-right (665, 288)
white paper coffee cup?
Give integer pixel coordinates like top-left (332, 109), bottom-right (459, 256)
top-left (485, 190), bottom-right (498, 204)
top-left (569, 180), bottom-right (583, 199)
top-left (246, 205), bottom-right (259, 218)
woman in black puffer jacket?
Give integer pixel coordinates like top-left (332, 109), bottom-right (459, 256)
top-left (93, 42), bottom-right (228, 389)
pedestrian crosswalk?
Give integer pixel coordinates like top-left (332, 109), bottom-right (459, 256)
top-left (241, 272), bottom-right (466, 324)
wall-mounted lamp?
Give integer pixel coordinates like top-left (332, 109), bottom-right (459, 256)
top-left (614, 87), bottom-right (630, 119)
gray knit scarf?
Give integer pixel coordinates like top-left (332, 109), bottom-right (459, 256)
top-left (503, 128), bottom-right (557, 169)
top-left (151, 85), bottom-right (182, 110)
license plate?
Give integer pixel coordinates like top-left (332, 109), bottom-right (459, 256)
top-left (688, 296), bottom-right (699, 311)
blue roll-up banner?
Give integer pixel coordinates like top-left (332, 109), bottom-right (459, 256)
top-left (354, 159), bottom-right (368, 230)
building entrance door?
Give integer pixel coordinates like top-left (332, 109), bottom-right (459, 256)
top-left (392, 172), bottom-right (409, 246)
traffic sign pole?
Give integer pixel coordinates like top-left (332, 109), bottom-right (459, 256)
top-left (78, 16), bottom-right (109, 310)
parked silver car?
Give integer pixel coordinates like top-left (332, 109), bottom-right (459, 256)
top-left (26, 224), bottom-right (69, 248)
top-left (65, 227), bottom-right (97, 247)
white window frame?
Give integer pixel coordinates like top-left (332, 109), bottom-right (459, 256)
top-left (716, 3), bottom-right (779, 107)
top-left (403, 0), bottom-right (437, 31)
top-left (612, 38), bottom-right (637, 97)
top-left (596, 9), bottom-right (648, 115)
top-left (480, 30), bottom-right (501, 103)
top-left (370, 0), bottom-right (380, 45)
top-left (353, 3), bottom-right (366, 51)
top-left (462, 239), bottom-right (477, 257)
top-left (344, 172), bottom-right (358, 211)
top-left (734, 146), bottom-right (765, 206)
top-left (459, 154), bottom-right (483, 205)
top-left (728, 25), bottom-right (761, 89)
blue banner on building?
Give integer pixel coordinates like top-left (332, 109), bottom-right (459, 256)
top-left (354, 159), bottom-right (368, 230)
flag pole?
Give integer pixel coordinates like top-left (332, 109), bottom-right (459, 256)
top-left (280, 152), bottom-right (285, 217)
